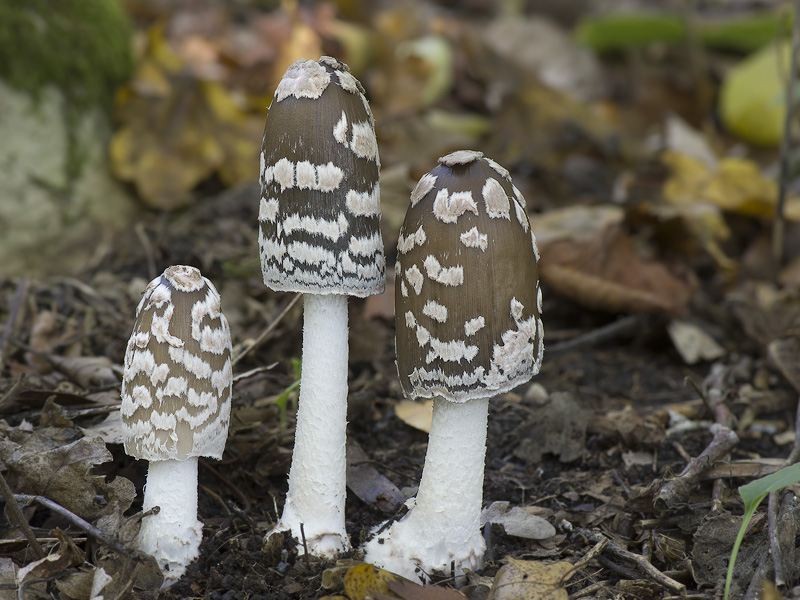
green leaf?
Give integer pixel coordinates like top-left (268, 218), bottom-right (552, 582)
top-left (574, 13), bottom-right (685, 52)
top-left (739, 461), bottom-right (800, 504)
top-left (719, 40), bottom-right (789, 146)
top-left (724, 461), bottom-right (800, 600)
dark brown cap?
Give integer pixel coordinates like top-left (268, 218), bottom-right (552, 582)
top-left (395, 151), bottom-right (543, 402)
top-left (259, 56), bottom-right (385, 297)
top-left (122, 265), bottom-right (232, 461)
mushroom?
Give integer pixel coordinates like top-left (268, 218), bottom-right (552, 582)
top-left (362, 150), bottom-right (543, 581)
top-left (258, 56), bottom-right (384, 556)
top-left (121, 265), bottom-right (232, 585)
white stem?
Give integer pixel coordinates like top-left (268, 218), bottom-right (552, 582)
top-left (275, 293), bottom-right (351, 556)
top-left (138, 458), bottom-right (202, 586)
top-left (363, 396), bottom-right (489, 582)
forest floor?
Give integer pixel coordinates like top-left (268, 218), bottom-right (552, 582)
top-left (4, 1), bottom-right (800, 599)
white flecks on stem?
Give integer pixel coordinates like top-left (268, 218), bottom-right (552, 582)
top-left (271, 294), bottom-right (351, 556)
top-left (363, 397), bottom-right (490, 582)
top-left (138, 458), bottom-right (203, 587)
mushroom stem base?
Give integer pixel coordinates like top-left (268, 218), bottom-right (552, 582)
top-left (139, 457), bottom-right (202, 586)
top-left (363, 396), bottom-right (490, 583)
top-left (272, 293), bottom-right (351, 557)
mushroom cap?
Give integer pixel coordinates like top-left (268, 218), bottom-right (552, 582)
top-left (258, 56), bottom-right (385, 297)
top-left (121, 265), bottom-right (232, 462)
top-left (395, 151), bottom-right (543, 403)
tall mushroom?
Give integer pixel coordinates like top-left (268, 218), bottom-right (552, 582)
top-left (121, 265), bottom-right (232, 585)
top-left (363, 150), bottom-right (543, 581)
top-left (258, 56), bottom-right (384, 556)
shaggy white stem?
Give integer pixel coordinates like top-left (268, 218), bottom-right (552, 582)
top-left (138, 458), bottom-right (202, 586)
top-left (275, 293), bottom-right (351, 556)
top-left (363, 396), bottom-right (489, 582)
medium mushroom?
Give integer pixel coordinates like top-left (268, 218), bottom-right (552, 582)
top-left (121, 265), bottom-right (232, 585)
top-left (258, 56), bottom-right (384, 556)
top-left (362, 150), bottom-right (543, 581)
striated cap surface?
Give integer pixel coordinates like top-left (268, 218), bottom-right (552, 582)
top-left (258, 56), bottom-right (385, 297)
top-left (395, 151), bottom-right (543, 402)
top-left (122, 265), bottom-right (232, 461)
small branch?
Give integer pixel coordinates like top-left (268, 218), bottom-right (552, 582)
top-left (0, 277), bottom-right (29, 371)
top-left (654, 424), bottom-right (739, 514)
top-left (547, 314), bottom-right (653, 357)
top-left (768, 394), bottom-right (800, 586)
top-left (575, 529), bottom-right (686, 595)
top-left (0, 471), bottom-right (45, 559)
top-left (14, 494), bottom-right (132, 556)
top-left (773, 0), bottom-right (800, 273)
top-left (133, 222), bottom-right (157, 281)
top-left (232, 293), bottom-right (301, 367)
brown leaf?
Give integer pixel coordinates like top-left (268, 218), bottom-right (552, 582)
top-left (42, 355), bottom-right (120, 389)
top-left (344, 563), bottom-right (407, 600)
top-left (110, 23), bottom-right (263, 209)
top-left (2, 434), bottom-right (135, 521)
top-left (379, 580), bottom-right (467, 600)
top-left (16, 529), bottom-right (84, 584)
top-left (538, 221), bottom-right (694, 316)
top-left (346, 438), bottom-right (405, 514)
top-left (488, 558), bottom-right (574, 600)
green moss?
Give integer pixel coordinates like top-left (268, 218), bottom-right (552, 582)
top-left (0, 0), bottom-right (133, 110)
top-left (0, 0), bottom-right (133, 181)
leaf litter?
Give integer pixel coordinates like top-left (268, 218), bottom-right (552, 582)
top-left (6, 1), bottom-right (800, 599)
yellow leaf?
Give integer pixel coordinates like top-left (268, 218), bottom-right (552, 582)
top-left (344, 563), bottom-right (404, 600)
top-left (110, 24), bottom-right (262, 208)
top-left (394, 399), bottom-right (433, 433)
top-left (488, 558), bottom-right (574, 600)
top-left (663, 151), bottom-right (778, 218)
top-left (719, 41), bottom-right (788, 146)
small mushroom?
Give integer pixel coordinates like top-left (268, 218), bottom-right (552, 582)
top-left (363, 150), bottom-right (543, 581)
top-left (121, 265), bottom-right (232, 585)
top-left (258, 56), bottom-right (384, 556)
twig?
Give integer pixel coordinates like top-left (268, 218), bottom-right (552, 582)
top-left (200, 460), bottom-right (252, 511)
top-left (14, 494), bottom-right (132, 556)
top-left (0, 471), bottom-right (45, 559)
top-left (134, 222), bottom-right (157, 281)
top-left (51, 277), bottom-right (123, 320)
top-left (232, 363), bottom-right (278, 385)
top-left (767, 395), bottom-right (800, 587)
top-left (574, 529), bottom-right (686, 595)
top-left (547, 314), bottom-right (654, 357)
top-left (232, 293), bottom-right (301, 367)
top-left (0, 277), bottom-right (29, 370)
top-left (569, 580), bottom-right (610, 599)
top-left (773, 0), bottom-right (800, 274)
top-left (654, 424), bottom-right (739, 515)
top-left (299, 522), bottom-right (310, 566)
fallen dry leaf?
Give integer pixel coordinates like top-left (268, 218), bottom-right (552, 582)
top-left (512, 391), bottom-right (592, 464)
top-left (16, 529), bottom-right (84, 585)
top-left (535, 205), bottom-right (694, 315)
top-left (482, 501), bottom-right (556, 540)
top-left (346, 438), bottom-right (405, 514)
top-left (488, 558), bottom-right (574, 600)
top-left (666, 320), bottom-right (726, 365)
top-left (394, 399), bottom-right (433, 433)
top-left (344, 563), bottom-right (407, 600)
top-left (110, 23), bottom-right (263, 209)
top-left (1, 433), bottom-right (135, 521)
top-left (375, 579), bottom-right (467, 600)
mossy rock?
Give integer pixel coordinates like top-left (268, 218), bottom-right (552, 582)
top-left (0, 1), bottom-right (138, 277)
top-left (0, 0), bottom-right (133, 112)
